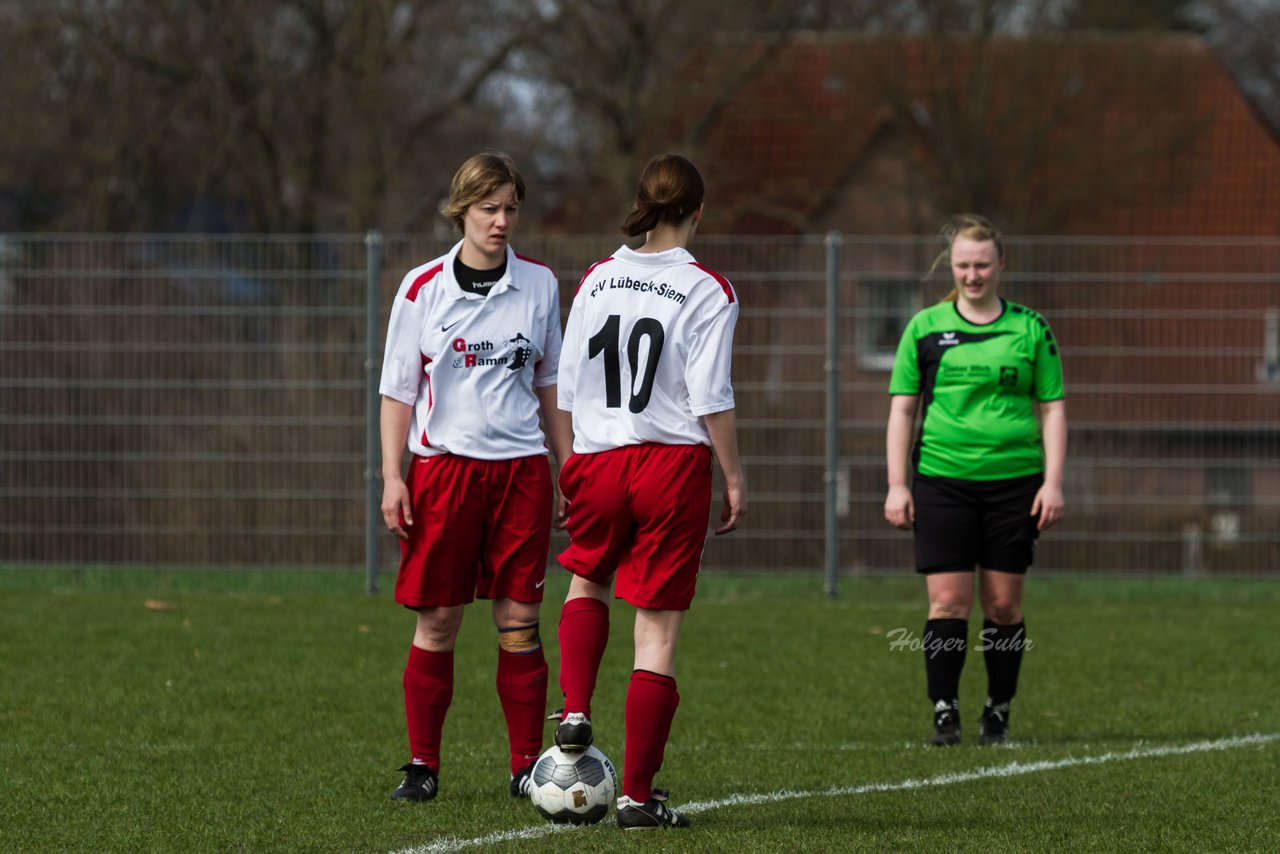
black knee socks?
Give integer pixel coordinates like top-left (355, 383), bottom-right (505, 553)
top-left (923, 618), bottom-right (968, 703)
top-left (981, 619), bottom-right (1027, 704)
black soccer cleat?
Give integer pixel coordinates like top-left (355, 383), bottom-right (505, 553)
top-left (616, 794), bottom-right (691, 829)
top-left (931, 699), bottom-right (962, 746)
top-left (554, 712), bottom-right (593, 752)
top-left (391, 762), bottom-right (439, 802)
top-left (979, 699), bottom-right (1011, 745)
top-left (510, 760), bottom-right (537, 798)
top-left (546, 707), bottom-right (564, 722)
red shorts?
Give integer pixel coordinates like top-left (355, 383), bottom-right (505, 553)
top-left (557, 443), bottom-right (712, 611)
top-left (394, 454), bottom-right (552, 609)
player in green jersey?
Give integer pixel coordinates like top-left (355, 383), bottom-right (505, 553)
top-left (884, 214), bottom-right (1067, 746)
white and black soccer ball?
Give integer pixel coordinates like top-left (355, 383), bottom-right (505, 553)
top-left (528, 745), bottom-right (617, 825)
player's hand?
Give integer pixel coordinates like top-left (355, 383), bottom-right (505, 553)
top-left (884, 485), bottom-right (914, 530)
top-left (553, 486), bottom-right (569, 531)
top-left (1031, 483), bottom-right (1064, 530)
top-left (382, 477), bottom-right (413, 539)
top-left (715, 479), bottom-right (746, 535)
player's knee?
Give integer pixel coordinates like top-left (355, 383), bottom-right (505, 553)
top-left (928, 599), bottom-right (971, 620)
top-left (498, 623), bottom-right (541, 653)
top-left (984, 600), bottom-right (1022, 624)
top-left (414, 606), bottom-right (463, 649)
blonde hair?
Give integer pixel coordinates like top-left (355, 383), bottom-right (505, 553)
top-left (621, 154), bottom-right (705, 237)
top-left (440, 150), bottom-right (526, 232)
top-left (926, 213), bottom-right (1006, 302)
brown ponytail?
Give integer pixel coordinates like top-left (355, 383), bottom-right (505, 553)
top-left (621, 154), bottom-right (705, 237)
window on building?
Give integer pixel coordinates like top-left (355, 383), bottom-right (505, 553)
top-left (1206, 466), bottom-right (1252, 508)
top-left (857, 276), bottom-right (920, 371)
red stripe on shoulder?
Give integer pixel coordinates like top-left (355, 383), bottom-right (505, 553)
top-left (575, 257), bottom-right (616, 295)
top-left (515, 252), bottom-right (552, 271)
top-left (405, 262), bottom-right (445, 302)
top-left (690, 262), bottom-right (736, 303)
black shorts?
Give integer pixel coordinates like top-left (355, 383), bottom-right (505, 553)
top-left (911, 473), bottom-right (1043, 575)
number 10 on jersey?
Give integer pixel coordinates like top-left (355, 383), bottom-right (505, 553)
top-left (587, 314), bottom-right (665, 413)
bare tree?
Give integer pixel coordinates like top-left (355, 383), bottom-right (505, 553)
top-left (796, 0), bottom-right (1071, 35)
top-left (1197, 0), bottom-right (1280, 133)
top-left (862, 34), bottom-right (1213, 233)
top-left (3, 0), bottom-right (1251, 234)
top-left (0, 1), bottom-right (549, 232)
top-left (1063, 0), bottom-right (1198, 30)
top-left (513, 0), bottom-right (820, 230)
top-left (512, 0), bottom-right (1103, 232)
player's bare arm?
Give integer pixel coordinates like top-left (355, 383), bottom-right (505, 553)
top-left (379, 396), bottom-right (414, 538)
top-left (704, 408), bottom-right (746, 535)
top-left (1032, 398), bottom-right (1067, 530)
top-left (884, 393), bottom-right (918, 530)
top-left (536, 384), bottom-right (574, 530)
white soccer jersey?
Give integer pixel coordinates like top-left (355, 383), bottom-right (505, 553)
top-left (558, 245), bottom-right (738, 454)
top-left (380, 240), bottom-right (562, 460)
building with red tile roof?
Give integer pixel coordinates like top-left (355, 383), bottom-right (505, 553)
top-left (667, 32), bottom-right (1280, 237)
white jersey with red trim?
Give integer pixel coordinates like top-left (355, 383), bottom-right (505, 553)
top-left (558, 244), bottom-right (738, 453)
top-left (380, 240), bottom-right (562, 460)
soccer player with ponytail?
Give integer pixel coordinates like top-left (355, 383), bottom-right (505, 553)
top-left (552, 153), bottom-right (746, 829)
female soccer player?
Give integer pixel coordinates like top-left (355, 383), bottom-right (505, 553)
top-left (379, 150), bottom-right (573, 801)
top-left (884, 213), bottom-right (1066, 746)
top-left (552, 153), bottom-right (746, 830)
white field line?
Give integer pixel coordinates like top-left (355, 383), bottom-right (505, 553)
top-left (389, 733), bottom-right (1279, 854)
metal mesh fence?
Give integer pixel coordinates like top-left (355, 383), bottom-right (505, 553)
top-left (0, 235), bottom-right (371, 568)
top-left (831, 235), bottom-right (1280, 578)
top-left (1, 233), bottom-right (1277, 577)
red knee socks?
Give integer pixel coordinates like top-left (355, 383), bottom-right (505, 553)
top-left (557, 597), bottom-right (610, 717)
top-left (402, 645), bottom-right (453, 772)
top-left (623, 669), bottom-right (679, 803)
top-left (496, 646), bottom-right (549, 774)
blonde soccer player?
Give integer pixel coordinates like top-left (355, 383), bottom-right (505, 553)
top-left (380, 151), bottom-right (573, 802)
top-left (885, 214), bottom-right (1066, 746)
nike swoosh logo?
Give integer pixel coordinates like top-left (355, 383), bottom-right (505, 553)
top-left (441, 319), bottom-right (463, 332)
top-left (534, 580), bottom-right (546, 589)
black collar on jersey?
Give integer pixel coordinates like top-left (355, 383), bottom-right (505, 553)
top-left (952, 297), bottom-right (1006, 326)
top-left (454, 255), bottom-right (508, 296)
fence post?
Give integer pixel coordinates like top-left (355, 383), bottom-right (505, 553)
top-left (824, 231), bottom-right (842, 599)
top-left (364, 230), bottom-right (384, 595)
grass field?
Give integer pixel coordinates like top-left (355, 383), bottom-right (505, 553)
top-left (3, 568), bottom-right (1279, 853)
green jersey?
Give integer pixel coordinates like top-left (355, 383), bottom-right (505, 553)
top-left (889, 298), bottom-right (1065, 480)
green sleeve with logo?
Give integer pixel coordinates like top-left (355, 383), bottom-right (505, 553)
top-left (888, 299), bottom-right (1064, 480)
